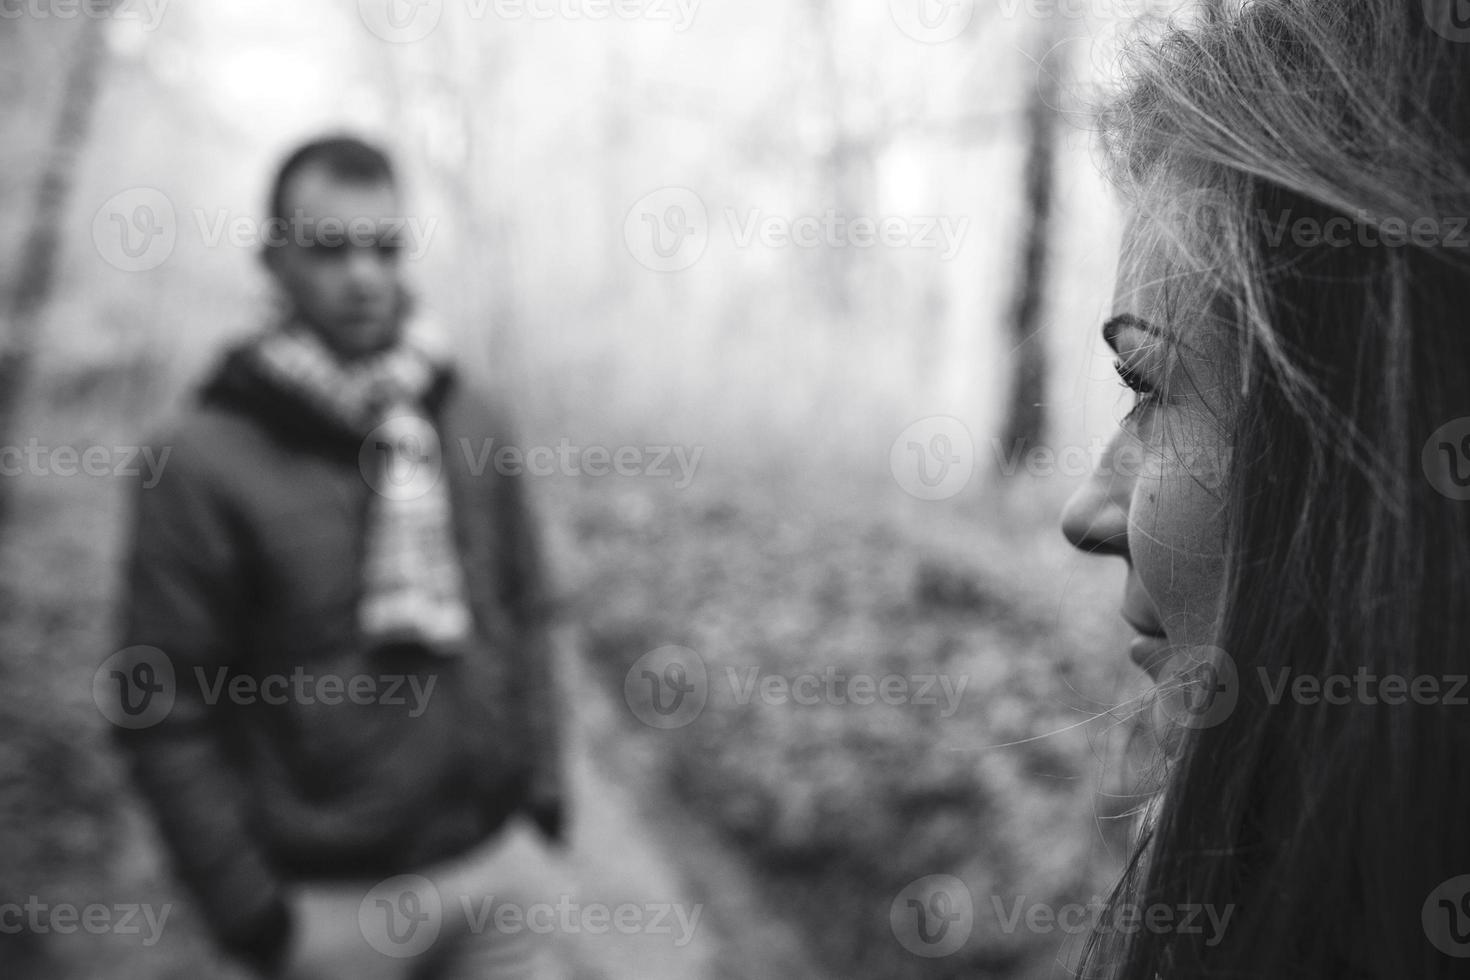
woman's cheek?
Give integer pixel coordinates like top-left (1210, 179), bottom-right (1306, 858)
top-left (1127, 435), bottom-right (1229, 646)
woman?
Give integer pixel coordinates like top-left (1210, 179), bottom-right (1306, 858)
top-left (1061, 1), bottom-right (1470, 975)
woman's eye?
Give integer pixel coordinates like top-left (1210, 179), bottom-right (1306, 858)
top-left (1114, 357), bottom-right (1161, 423)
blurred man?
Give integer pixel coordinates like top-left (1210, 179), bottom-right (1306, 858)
top-left (111, 136), bottom-right (566, 979)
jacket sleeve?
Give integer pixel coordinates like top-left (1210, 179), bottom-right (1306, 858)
top-left (495, 442), bottom-right (566, 819)
top-left (110, 431), bottom-right (294, 975)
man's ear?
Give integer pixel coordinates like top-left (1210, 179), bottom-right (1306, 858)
top-left (259, 246), bottom-right (298, 300)
top-left (395, 283), bottom-right (416, 321)
top-left (259, 247), bottom-right (297, 318)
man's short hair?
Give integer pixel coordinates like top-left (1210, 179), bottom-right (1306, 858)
top-left (267, 135), bottom-right (396, 230)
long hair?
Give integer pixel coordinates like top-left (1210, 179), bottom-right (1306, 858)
top-left (1083, 2), bottom-right (1470, 976)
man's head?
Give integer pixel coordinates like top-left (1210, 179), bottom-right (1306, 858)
top-left (262, 136), bottom-right (406, 359)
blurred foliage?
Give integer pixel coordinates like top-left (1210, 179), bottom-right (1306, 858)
top-left (567, 467), bottom-right (1149, 980)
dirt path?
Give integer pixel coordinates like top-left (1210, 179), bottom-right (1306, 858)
top-left (527, 627), bottom-right (833, 980)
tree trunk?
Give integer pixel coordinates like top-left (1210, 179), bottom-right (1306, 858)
top-left (997, 19), bottom-right (1063, 474)
top-left (0, 14), bottom-right (111, 526)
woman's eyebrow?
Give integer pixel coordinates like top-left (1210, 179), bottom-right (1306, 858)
top-left (1102, 313), bottom-right (1165, 352)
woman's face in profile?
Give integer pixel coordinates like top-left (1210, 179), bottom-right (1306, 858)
top-left (1061, 214), bottom-right (1237, 680)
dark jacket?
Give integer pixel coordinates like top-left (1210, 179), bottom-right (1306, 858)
top-left (113, 342), bottom-right (563, 973)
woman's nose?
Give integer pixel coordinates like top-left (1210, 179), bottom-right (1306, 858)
top-left (345, 246), bottom-right (391, 289)
top-left (1060, 430), bottom-right (1133, 558)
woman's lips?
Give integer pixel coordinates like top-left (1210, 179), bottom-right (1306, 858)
top-left (1129, 632), bottom-right (1172, 678)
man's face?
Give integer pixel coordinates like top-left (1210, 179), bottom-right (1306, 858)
top-left (265, 163), bottom-right (405, 359)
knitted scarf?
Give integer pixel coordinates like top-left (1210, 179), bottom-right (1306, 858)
top-left (244, 314), bottom-right (472, 655)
